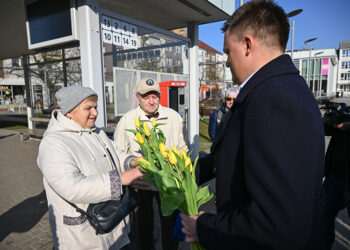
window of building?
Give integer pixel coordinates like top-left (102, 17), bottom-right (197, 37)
top-left (0, 60), bottom-right (4, 78)
top-left (212, 55), bottom-right (215, 61)
top-left (293, 59), bottom-right (300, 70)
top-left (341, 73), bottom-right (350, 80)
top-left (155, 50), bottom-right (160, 57)
top-left (342, 49), bottom-right (350, 57)
top-left (12, 58), bottom-right (21, 67)
top-left (314, 59), bottom-right (321, 75)
top-left (175, 46), bottom-right (180, 53)
top-left (342, 61), bottom-right (350, 69)
top-left (302, 60), bottom-right (308, 77)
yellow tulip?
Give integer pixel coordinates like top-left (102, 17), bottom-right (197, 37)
top-left (143, 122), bottom-right (150, 136)
top-left (184, 156), bottom-right (193, 172)
top-left (159, 143), bottom-right (168, 158)
top-left (152, 118), bottom-right (156, 127)
top-left (137, 158), bottom-right (150, 169)
top-left (134, 117), bottom-right (140, 128)
top-left (168, 151), bottom-right (177, 165)
top-left (181, 150), bottom-right (187, 160)
top-left (171, 146), bottom-right (180, 156)
top-left (185, 156), bottom-right (191, 168)
top-left (136, 132), bottom-right (144, 144)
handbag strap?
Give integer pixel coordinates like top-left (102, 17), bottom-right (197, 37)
top-left (53, 144), bottom-right (121, 216)
top-left (57, 193), bottom-right (89, 217)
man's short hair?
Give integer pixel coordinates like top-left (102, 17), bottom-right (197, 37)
top-left (222, 0), bottom-right (289, 51)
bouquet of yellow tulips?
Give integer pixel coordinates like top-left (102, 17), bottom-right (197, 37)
top-left (127, 117), bottom-right (214, 250)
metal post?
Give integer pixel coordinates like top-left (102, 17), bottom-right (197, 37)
top-left (287, 9), bottom-right (303, 61)
top-left (240, 0), bottom-right (244, 7)
top-left (187, 22), bottom-right (199, 159)
top-left (307, 45), bottom-right (312, 91)
top-left (315, 52), bottom-right (324, 97)
top-left (77, 0), bottom-right (106, 127)
top-left (304, 38), bottom-right (317, 93)
top-left (62, 48), bottom-right (68, 87)
top-left (291, 20), bottom-right (294, 60)
top-left (23, 55), bottom-right (34, 129)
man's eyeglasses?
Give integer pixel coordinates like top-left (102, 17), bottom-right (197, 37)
top-left (225, 97), bottom-right (235, 102)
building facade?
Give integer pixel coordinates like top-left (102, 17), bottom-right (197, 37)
top-left (286, 48), bottom-right (338, 97)
top-left (338, 41), bottom-right (350, 96)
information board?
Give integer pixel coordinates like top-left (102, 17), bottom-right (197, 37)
top-left (101, 15), bottom-right (138, 49)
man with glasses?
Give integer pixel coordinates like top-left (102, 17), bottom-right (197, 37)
top-left (208, 86), bottom-right (239, 141)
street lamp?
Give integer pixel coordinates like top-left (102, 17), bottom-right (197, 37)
top-left (315, 51), bottom-right (324, 97)
top-left (304, 37), bottom-right (317, 94)
top-left (287, 9), bottom-right (303, 60)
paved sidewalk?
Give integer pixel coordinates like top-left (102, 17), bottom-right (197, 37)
top-left (0, 129), bottom-right (52, 250)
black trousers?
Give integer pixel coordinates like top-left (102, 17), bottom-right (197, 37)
top-left (129, 189), bottom-right (178, 250)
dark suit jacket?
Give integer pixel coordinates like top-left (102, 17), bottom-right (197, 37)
top-left (324, 123), bottom-right (350, 182)
top-left (197, 55), bottom-right (326, 250)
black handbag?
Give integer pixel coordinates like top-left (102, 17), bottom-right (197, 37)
top-left (68, 186), bottom-right (137, 235)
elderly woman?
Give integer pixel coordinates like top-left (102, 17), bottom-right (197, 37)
top-left (208, 86), bottom-right (239, 141)
top-left (37, 85), bottom-right (144, 249)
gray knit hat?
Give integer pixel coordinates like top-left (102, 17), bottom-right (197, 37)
top-left (55, 85), bottom-right (97, 115)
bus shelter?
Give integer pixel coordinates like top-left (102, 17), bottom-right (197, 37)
top-left (0, 0), bottom-right (232, 155)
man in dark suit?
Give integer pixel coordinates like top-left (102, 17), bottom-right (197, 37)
top-left (181, 1), bottom-right (326, 249)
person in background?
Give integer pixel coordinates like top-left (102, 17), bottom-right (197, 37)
top-left (181, 1), bottom-right (326, 249)
top-left (114, 78), bottom-right (188, 250)
top-left (323, 119), bottom-right (350, 248)
top-left (208, 86), bottom-right (239, 141)
top-left (37, 85), bottom-right (145, 250)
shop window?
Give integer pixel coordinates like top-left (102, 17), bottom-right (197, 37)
top-left (0, 61), bottom-right (4, 78)
top-left (12, 58), bottom-right (21, 67)
top-left (155, 50), bottom-right (160, 57)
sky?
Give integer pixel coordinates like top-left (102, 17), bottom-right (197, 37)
top-left (199, 0), bottom-right (349, 54)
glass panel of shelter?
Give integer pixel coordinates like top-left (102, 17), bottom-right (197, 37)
top-left (27, 44), bottom-right (81, 128)
top-left (100, 12), bottom-right (190, 125)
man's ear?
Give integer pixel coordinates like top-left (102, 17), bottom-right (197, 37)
top-left (66, 112), bottom-right (72, 119)
top-left (244, 35), bottom-right (253, 56)
top-left (136, 94), bottom-right (141, 104)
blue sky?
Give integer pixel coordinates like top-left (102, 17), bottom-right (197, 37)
top-left (199, 0), bottom-right (349, 54)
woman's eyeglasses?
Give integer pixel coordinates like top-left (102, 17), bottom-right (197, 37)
top-left (225, 97), bottom-right (235, 102)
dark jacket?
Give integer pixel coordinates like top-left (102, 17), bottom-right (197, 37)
top-left (324, 123), bottom-right (350, 182)
top-left (209, 104), bottom-right (228, 141)
top-left (197, 55), bottom-right (326, 250)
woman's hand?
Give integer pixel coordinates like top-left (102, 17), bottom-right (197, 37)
top-left (129, 157), bottom-right (141, 168)
top-left (121, 168), bottom-right (145, 186)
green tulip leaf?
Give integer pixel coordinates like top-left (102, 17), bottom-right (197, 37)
top-left (160, 191), bottom-right (185, 216)
top-left (196, 185), bottom-right (215, 208)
